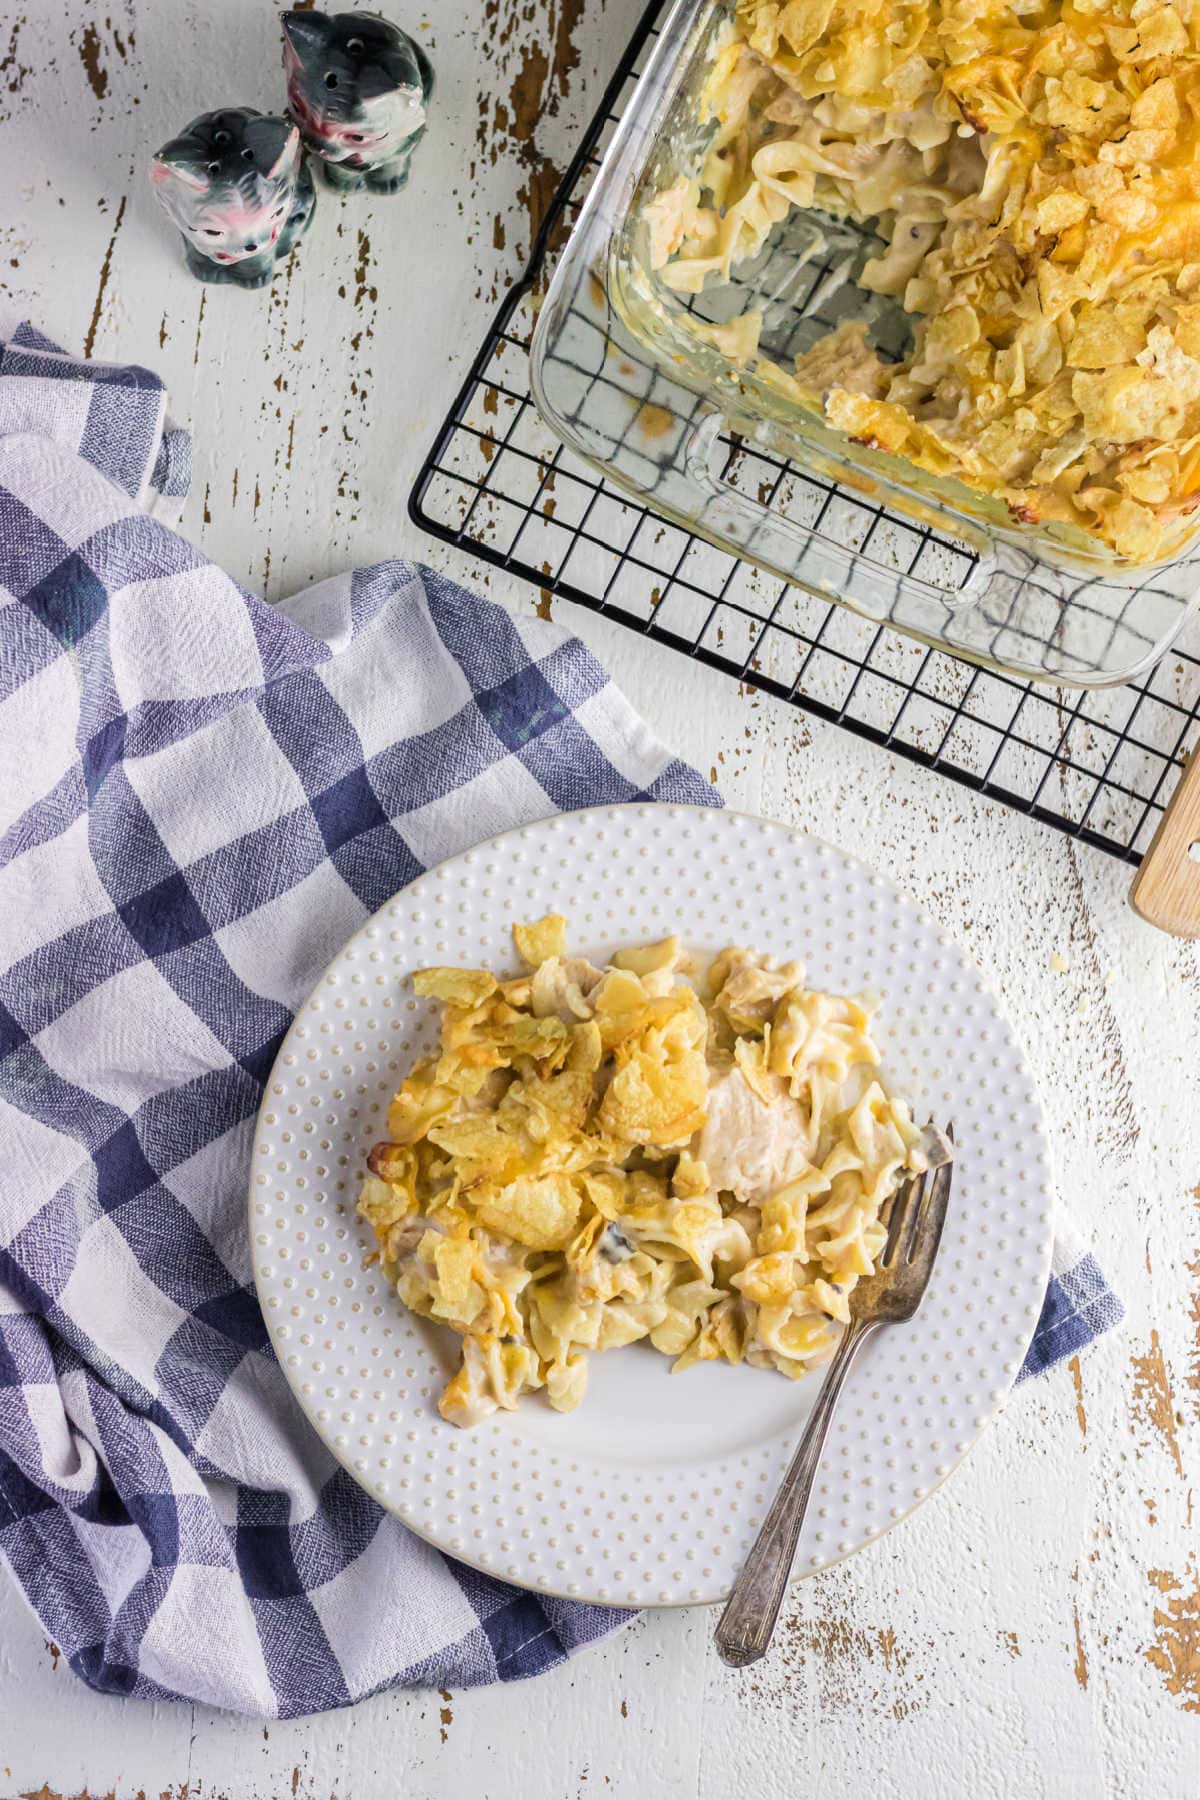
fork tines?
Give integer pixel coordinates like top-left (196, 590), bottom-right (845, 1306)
top-left (881, 1124), bottom-right (955, 1272)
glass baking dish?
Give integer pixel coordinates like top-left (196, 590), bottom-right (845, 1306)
top-left (529, 0), bottom-right (1200, 687)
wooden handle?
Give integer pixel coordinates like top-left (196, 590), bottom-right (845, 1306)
top-left (1130, 747), bottom-right (1200, 938)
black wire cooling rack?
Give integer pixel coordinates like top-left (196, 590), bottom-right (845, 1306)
top-left (410, 0), bottom-right (1200, 867)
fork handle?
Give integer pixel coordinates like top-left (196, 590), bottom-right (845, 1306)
top-left (714, 1319), bottom-right (880, 1668)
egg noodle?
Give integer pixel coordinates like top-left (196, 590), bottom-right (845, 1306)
top-left (643, 0), bottom-right (1200, 563)
top-left (358, 918), bottom-right (930, 1427)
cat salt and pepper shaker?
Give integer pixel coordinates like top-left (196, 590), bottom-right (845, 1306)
top-left (150, 109), bottom-right (316, 286)
top-left (281, 9), bottom-right (433, 195)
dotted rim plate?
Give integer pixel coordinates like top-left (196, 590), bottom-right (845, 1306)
top-left (250, 804), bottom-right (1054, 1607)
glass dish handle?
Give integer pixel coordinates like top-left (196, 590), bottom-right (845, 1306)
top-left (683, 413), bottom-right (995, 613)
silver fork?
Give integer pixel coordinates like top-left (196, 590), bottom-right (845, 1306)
top-left (714, 1130), bottom-right (956, 1669)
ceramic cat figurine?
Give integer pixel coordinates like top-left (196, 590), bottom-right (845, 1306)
top-left (281, 9), bottom-right (433, 194)
top-left (150, 109), bottom-right (316, 287)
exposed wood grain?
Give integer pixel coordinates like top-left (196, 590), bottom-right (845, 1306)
top-left (1073, 1599), bottom-right (1090, 1692)
top-left (76, 22), bottom-right (107, 100)
top-left (1130, 1329), bottom-right (1185, 1480)
top-left (1145, 1563), bottom-right (1200, 1715)
top-left (82, 194), bottom-right (125, 359)
top-left (1069, 1353), bottom-right (1088, 1439)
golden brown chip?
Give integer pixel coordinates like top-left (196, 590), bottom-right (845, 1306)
top-left (413, 966), bottom-right (498, 1007)
top-left (586, 971), bottom-right (650, 1051)
top-left (357, 1172), bottom-right (417, 1233)
top-left (426, 1112), bottom-right (535, 1186)
top-left (431, 1234), bottom-right (477, 1311)
top-left (566, 1208), bottom-right (606, 1266)
top-left (1066, 311), bottom-right (1147, 371)
top-left (474, 1173), bottom-right (583, 1251)
top-left (611, 935), bottom-right (682, 977)
top-left (525, 1067), bottom-right (593, 1127)
top-left (365, 1141), bottom-right (416, 1190)
top-left (672, 1153), bottom-right (710, 1199)
top-left (566, 1019), bottom-right (603, 1074)
top-left (580, 1169), bottom-right (626, 1220)
top-left (512, 914), bottom-right (567, 966)
top-left (598, 1049), bottom-right (708, 1146)
top-left (505, 1014), bottom-right (571, 1060)
top-left (385, 1065), bottom-right (457, 1145)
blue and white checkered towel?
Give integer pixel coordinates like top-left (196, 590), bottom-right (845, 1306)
top-left (0, 326), bottom-right (1122, 1718)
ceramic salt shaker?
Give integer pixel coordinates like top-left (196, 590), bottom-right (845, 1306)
top-left (281, 9), bottom-right (433, 194)
top-left (150, 108), bottom-right (316, 287)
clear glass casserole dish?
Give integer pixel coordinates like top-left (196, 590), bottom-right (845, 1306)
top-left (530, 0), bottom-right (1200, 687)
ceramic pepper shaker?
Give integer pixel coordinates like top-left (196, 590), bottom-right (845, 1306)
top-left (150, 108), bottom-right (316, 287)
top-left (281, 9), bottom-right (433, 195)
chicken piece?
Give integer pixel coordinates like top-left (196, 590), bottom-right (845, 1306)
top-left (697, 1066), bottom-right (814, 1204)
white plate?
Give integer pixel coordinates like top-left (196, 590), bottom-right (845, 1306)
top-left (250, 805), bottom-right (1054, 1607)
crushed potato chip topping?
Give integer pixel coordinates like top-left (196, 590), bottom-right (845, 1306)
top-left (358, 918), bottom-right (929, 1428)
top-left (645, 0), bottom-right (1200, 564)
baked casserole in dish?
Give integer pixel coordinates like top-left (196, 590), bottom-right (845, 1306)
top-left (530, 0), bottom-right (1200, 684)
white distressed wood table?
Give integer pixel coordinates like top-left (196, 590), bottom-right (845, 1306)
top-left (1, 1), bottom-right (1198, 1795)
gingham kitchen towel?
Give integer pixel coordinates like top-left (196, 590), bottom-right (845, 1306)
top-left (0, 321), bottom-right (190, 523)
top-left (0, 329), bottom-right (1122, 1718)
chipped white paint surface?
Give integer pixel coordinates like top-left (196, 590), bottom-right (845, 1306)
top-left (1, 0), bottom-right (1198, 1796)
